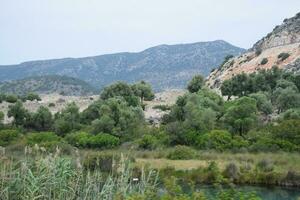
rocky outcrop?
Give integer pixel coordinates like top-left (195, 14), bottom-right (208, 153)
top-left (207, 12), bottom-right (300, 89)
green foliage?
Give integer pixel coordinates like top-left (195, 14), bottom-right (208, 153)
top-left (82, 152), bottom-right (120, 172)
top-left (26, 132), bottom-right (62, 148)
top-left (223, 97), bottom-right (257, 136)
top-left (7, 101), bottom-right (28, 126)
top-left (0, 111), bottom-right (4, 126)
top-left (65, 131), bottom-right (120, 149)
top-left (31, 106), bottom-right (53, 131)
top-left (278, 52), bottom-right (290, 61)
top-left (5, 94), bottom-right (18, 103)
top-left (0, 129), bottom-right (20, 146)
top-left (196, 130), bottom-right (233, 151)
top-left (65, 131), bottom-right (90, 147)
top-left (24, 92), bottom-right (41, 101)
top-left (131, 81), bottom-right (155, 103)
top-left (152, 104), bottom-right (171, 111)
top-left (187, 75), bottom-right (205, 93)
top-left (137, 135), bottom-right (158, 150)
top-left (249, 92), bottom-right (272, 114)
top-left (167, 145), bottom-right (197, 160)
top-left (89, 133), bottom-right (120, 149)
top-left (260, 58), bottom-right (268, 65)
top-left (280, 109), bottom-right (300, 120)
top-left (274, 87), bottom-right (300, 112)
top-left (48, 102), bottom-right (55, 107)
top-left (271, 120), bottom-right (300, 145)
top-left (54, 102), bottom-right (81, 135)
top-left (100, 82), bottom-right (140, 107)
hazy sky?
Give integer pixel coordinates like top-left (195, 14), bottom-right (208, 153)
top-left (1, 0), bottom-right (300, 65)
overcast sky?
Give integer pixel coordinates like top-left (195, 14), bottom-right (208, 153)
top-left (1, 0), bottom-right (300, 65)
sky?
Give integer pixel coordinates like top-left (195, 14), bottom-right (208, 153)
top-left (0, 0), bottom-right (300, 65)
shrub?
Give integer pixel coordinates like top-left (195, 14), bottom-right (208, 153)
top-left (278, 52), bottom-right (290, 61)
top-left (137, 134), bottom-right (158, 150)
top-left (255, 49), bottom-right (262, 56)
top-left (152, 105), bottom-right (171, 111)
top-left (26, 132), bottom-right (62, 148)
top-left (25, 93), bottom-right (41, 101)
top-left (256, 159), bottom-right (274, 172)
top-left (83, 152), bottom-right (120, 172)
top-left (0, 94), bottom-right (6, 103)
top-left (260, 58), bottom-right (268, 65)
top-left (65, 131), bottom-right (90, 148)
top-left (167, 145), bottom-right (197, 160)
top-left (0, 129), bottom-right (20, 146)
top-left (223, 162), bottom-right (240, 180)
top-left (5, 94), bottom-right (18, 103)
top-left (89, 133), bottom-right (120, 149)
top-left (196, 130), bottom-right (232, 151)
top-left (48, 103), bottom-right (55, 107)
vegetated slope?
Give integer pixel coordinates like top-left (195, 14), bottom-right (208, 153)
top-left (0, 40), bottom-right (244, 91)
top-left (0, 75), bottom-right (97, 96)
top-left (207, 12), bottom-right (300, 89)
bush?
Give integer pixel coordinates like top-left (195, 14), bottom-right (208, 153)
top-left (48, 103), bottom-right (55, 107)
top-left (0, 129), bottom-right (20, 146)
top-left (223, 162), bottom-right (240, 180)
top-left (278, 52), bottom-right (290, 61)
top-left (167, 145), bottom-right (197, 160)
top-left (255, 49), bottom-right (262, 56)
top-left (65, 131), bottom-right (90, 148)
top-left (83, 152), bottom-right (120, 172)
top-left (24, 93), bottom-right (41, 101)
top-left (26, 132), bottom-right (62, 148)
top-left (89, 133), bottom-right (120, 149)
top-left (196, 130), bottom-right (232, 151)
top-left (260, 58), bottom-right (268, 65)
top-left (5, 94), bottom-right (18, 103)
top-left (152, 105), bottom-right (171, 111)
top-left (137, 135), bottom-right (158, 150)
top-left (256, 159), bottom-right (274, 172)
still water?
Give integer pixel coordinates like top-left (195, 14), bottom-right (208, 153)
top-left (199, 185), bottom-right (300, 200)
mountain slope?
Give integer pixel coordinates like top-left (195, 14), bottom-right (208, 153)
top-left (0, 40), bottom-right (244, 91)
top-left (207, 12), bottom-right (300, 89)
top-left (0, 75), bottom-right (97, 96)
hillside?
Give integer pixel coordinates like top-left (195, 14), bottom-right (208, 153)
top-left (0, 75), bottom-right (97, 96)
top-left (0, 40), bottom-right (244, 91)
top-left (207, 12), bottom-right (300, 89)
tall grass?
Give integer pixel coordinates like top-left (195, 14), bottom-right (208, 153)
top-left (0, 146), bottom-right (158, 200)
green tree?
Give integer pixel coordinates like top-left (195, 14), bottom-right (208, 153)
top-left (221, 79), bottom-right (234, 100)
top-left (131, 81), bottom-right (155, 104)
top-left (249, 92), bottom-right (272, 115)
top-left (0, 111), bottom-right (4, 128)
top-left (187, 75), bottom-right (205, 93)
top-left (54, 102), bottom-right (81, 135)
top-left (33, 106), bottom-right (53, 131)
top-left (7, 101), bottom-right (28, 126)
top-left (275, 87), bottom-right (300, 113)
top-left (100, 82), bottom-right (139, 106)
top-left (223, 97), bottom-right (257, 136)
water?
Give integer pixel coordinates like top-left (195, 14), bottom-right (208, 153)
top-left (199, 185), bottom-right (300, 200)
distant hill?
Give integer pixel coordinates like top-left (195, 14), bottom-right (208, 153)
top-left (0, 75), bottom-right (97, 96)
top-left (207, 12), bottom-right (300, 89)
top-left (0, 40), bottom-right (244, 91)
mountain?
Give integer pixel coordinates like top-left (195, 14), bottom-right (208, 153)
top-left (207, 12), bottom-right (300, 89)
top-left (0, 40), bottom-right (244, 91)
top-left (0, 75), bottom-right (97, 96)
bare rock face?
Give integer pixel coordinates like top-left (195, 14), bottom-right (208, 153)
top-left (207, 12), bottom-right (300, 90)
top-left (252, 13), bottom-right (300, 51)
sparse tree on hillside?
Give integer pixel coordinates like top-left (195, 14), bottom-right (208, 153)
top-left (33, 106), bottom-right (53, 131)
top-left (131, 81), bottom-right (155, 105)
top-left (7, 101), bottom-right (28, 126)
top-left (187, 75), bottom-right (205, 93)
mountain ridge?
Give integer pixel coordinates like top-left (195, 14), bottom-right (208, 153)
top-left (0, 40), bottom-right (245, 91)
